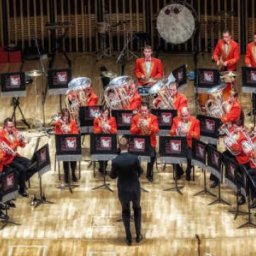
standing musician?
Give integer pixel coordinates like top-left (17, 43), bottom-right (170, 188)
top-left (93, 108), bottom-right (117, 172)
top-left (170, 107), bottom-right (200, 181)
top-left (110, 137), bottom-right (143, 245)
top-left (152, 82), bottom-right (188, 113)
top-left (134, 45), bottom-right (164, 86)
top-left (130, 103), bottom-right (159, 182)
top-left (213, 29), bottom-right (240, 98)
top-left (54, 108), bottom-right (79, 183)
top-left (0, 118), bottom-right (36, 197)
top-left (245, 32), bottom-right (256, 68)
top-left (82, 86), bottom-right (98, 106)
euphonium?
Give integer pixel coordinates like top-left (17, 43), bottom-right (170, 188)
top-left (222, 126), bottom-right (241, 156)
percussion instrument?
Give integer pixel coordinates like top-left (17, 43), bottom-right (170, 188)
top-left (157, 3), bottom-right (198, 44)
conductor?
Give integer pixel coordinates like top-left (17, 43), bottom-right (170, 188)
top-left (110, 137), bottom-right (143, 246)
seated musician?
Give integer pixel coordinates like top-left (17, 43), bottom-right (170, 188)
top-left (134, 45), bottom-right (164, 86)
top-left (153, 82), bottom-right (187, 113)
top-left (170, 107), bottom-right (200, 181)
top-left (82, 86), bottom-right (98, 107)
top-left (213, 29), bottom-right (240, 99)
top-left (93, 108), bottom-right (117, 173)
top-left (130, 103), bottom-right (159, 182)
top-left (0, 118), bottom-right (36, 197)
top-left (124, 83), bottom-right (142, 111)
top-left (54, 108), bottom-right (79, 183)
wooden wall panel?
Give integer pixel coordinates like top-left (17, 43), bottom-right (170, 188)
top-left (1, 0), bottom-right (256, 53)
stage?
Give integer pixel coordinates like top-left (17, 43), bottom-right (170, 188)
top-left (0, 53), bottom-right (256, 256)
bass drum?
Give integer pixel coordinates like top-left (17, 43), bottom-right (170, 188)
top-left (157, 3), bottom-right (198, 45)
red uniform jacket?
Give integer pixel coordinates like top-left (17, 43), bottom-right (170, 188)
top-left (213, 39), bottom-right (240, 71)
top-left (221, 99), bottom-right (241, 124)
top-left (93, 117), bottom-right (117, 134)
top-left (55, 119), bottom-right (79, 135)
top-left (134, 57), bottom-right (164, 86)
top-left (245, 42), bottom-right (256, 67)
top-left (125, 93), bottom-right (142, 110)
top-left (84, 91), bottom-right (98, 107)
top-left (154, 92), bottom-right (187, 113)
top-left (130, 113), bottom-right (159, 148)
top-left (170, 116), bottom-right (200, 148)
top-left (0, 150), bottom-right (5, 172)
top-left (0, 129), bottom-right (26, 165)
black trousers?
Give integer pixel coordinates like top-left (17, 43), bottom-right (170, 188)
top-left (63, 161), bottom-right (77, 182)
top-left (147, 147), bottom-right (156, 179)
top-left (98, 161), bottom-right (107, 172)
top-left (120, 192), bottom-right (141, 240)
top-left (174, 148), bottom-right (192, 175)
top-left (8, 156), bottom-right (32, 192)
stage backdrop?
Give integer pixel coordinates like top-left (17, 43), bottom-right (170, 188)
top-left (0, 0), bottom-right (256, 53)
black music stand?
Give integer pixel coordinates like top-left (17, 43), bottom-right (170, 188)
top-left (125, 135), bottom-right (151, 192)
top-left (90, 134), bottom-right (118, 192)
top-left (172, 65), bottom-right (187, 90)
top-left (30, 144), bottom-right (54, 208)
top-left (112, 110), bottom-right (133, 135)
top-left (55, 134), bottom-right (82, 193)
top-left (151, 109), bottom-right (177, 136)
top-left (197, 115), bottom-right (221, 145)
top-left (1, 72), bottom-right (30, 128)
top-left (159, 136), bottom-right (188, 195)
top-left (0, 169), bottom-right (20, 230)
top-left (237, 167), bottom-right (256, 229)
top-left (46, 22), bottom-right (72, 68)
top-left (223, 155), bottom-right (248, 220)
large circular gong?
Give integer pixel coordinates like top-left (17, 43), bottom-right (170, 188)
top-left (157, 3), bottom-right (197, 44)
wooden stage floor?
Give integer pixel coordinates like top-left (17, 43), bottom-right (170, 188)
top-left (0, 53), bottom-right (256, 256)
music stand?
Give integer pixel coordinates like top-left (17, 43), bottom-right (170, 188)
top-left (0, 169), bottom-right (20, 230)
top-left (55, 134), bottom-right (82, 193)
top-left (0, 72), bottom-right (30, 128)
top-left (197, 115), bottom-right (221, 145)
top-left (79, 106), bottom-right (102, 134)
top-left (112, 110), bottom-right (133, 135)
top-left (159, 136), bottom-right (188, 194)
top-left (172, 65), bottom-right (187, 90)
top-left (90, 133), bottom-right (118, 192)
top-left (30, 144), bottom-right (54, 208)
top-left (237, 167), bottom-right (256, 229)
top-left (151, 109), bottom-right (177, 136)
top-left (223, 155), bottom-right (248, 220)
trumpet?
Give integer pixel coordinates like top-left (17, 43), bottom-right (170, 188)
top-left (52, 115), bottom-right (71, 134)
top-left (176, 121), bottom-right (189, 137)
top-left (138, 117), bottom-right (150, 135)
top-left (98, 116), bottom-right (111, 133)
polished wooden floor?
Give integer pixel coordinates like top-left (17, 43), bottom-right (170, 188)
top-left (0, 52), bottom-right (256, 256)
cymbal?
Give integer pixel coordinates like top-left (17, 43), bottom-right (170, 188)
top-left (102, 71), bottom-right (117, 79)
top-left (26, 70), bottom-right (43, 77)
top-left (220, 71), bottom-right (240, 78)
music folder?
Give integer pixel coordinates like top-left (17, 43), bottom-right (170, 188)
top-left (192, 138), bottom-right (207, 169)
top-left (55, 134), bottom-right (82, 161)
top-left (223, 154), bottom-right (239, 191)
top-left (172, 64), bottom-right (187, 89)
top-left (111, 110), bottom-right (133, 134)
top-left (242, 66), bottom-right (256, 93)
top-left (34, 144), bottom-right (51, 176)
top-left (159, 136), bottom-right (188, 164)
top-left (207, 145), bottom-right (222, 179)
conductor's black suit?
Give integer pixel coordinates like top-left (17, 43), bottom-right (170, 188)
top-left (110, 152), bottom-right (143, 241)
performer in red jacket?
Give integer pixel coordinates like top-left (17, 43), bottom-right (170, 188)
top-left (0, 118), bottom-right (35, 197)
top-left (245, 33), bottom-right (256, 68)
top-left (130, 103), bottom-right (159, 181)
top-left (83, 86), bottom-right (98, 107)
top-left (213, 29), bottom-right (240, 99)
top-left (93, 108), bottom-right (117, 173)
top-left (54, 108), bottom-right (79, 183)
top-left (125, 83), bottom-right (142, 111)
top-left (170, 107), bottom-right (200, 180)
top-left (134, 45), bottom-right (164, 86)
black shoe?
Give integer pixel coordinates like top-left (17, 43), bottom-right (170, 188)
top-left (146, 176), bottom-right (153, 183)
top-left (7, 201), bottom-right (16, 208)
top-left (136, 234), bottom-right (143, 243)
top-left (19, 190), bottom-right (29, 197)
top-left (175, 171), bottom-right (184, 180)
top-left (238, 195), bottom-right (246, 205)
top-left (72, 176), bottom-right (78, 182)
top-left (210, 181), bottom-right (219, 188)
top-left (250, 199), bottom-right (256, 209)
top-left (126, 239), bottom-right (132, 246)
top-left (0, 211), bottom-right (8, 220)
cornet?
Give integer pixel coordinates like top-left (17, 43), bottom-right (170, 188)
top-left (138, 117), bottom-right (150, 135)
top-left (176, 121), bottom-right (189, 137)
top-left (0, 141), bottom-right (16, 156)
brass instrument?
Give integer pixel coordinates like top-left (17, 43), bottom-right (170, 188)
top-left (0, 141), bottom-right (16, 156)
top-left (204, 84), bottom-right (231, 118)
top-left (138, 116), bottom-right (150, 135)
top-left (98, 116), bottom-right (111, 133)
top-left (52, 114), bottom-right (71, 134)
top-left (176, 121), bottom-right (190, 137)
top-left (104, 76), bottom-right (134, 110)
top-left (222, 126), bottom-right (241, 156)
